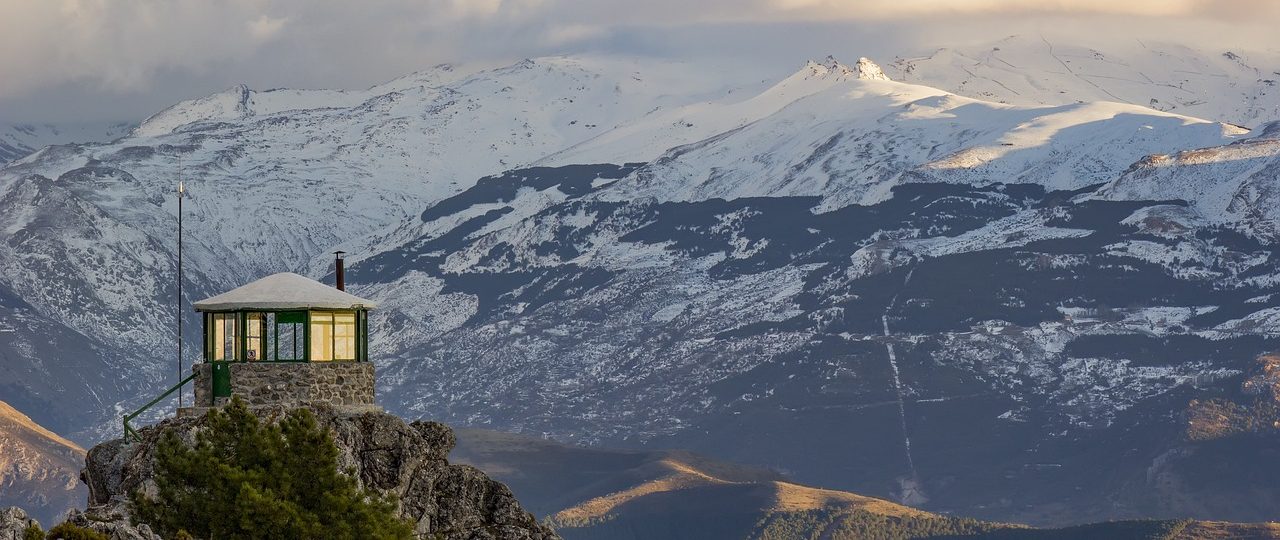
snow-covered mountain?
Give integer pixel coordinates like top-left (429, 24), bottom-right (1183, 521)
top-left (0, 55), bottom-right (747, 441)
top-left (890, 35), bottom-right (1280, 128)
top-left (1093, 132), bottom-right (1280, 241)
top-left (0, 122), bottom-right (133, 164)
top-left (0, 52), bottom-right (1278, 526)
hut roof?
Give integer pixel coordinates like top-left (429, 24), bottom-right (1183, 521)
top-left (194, 272), bottom-right (377, 311)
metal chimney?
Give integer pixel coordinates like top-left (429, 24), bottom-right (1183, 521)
top-left (334, 251), bottom-right (346, 291)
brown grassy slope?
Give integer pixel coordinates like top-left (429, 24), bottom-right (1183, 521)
top-left (0, 399), bottom-right (86, 526)
top-left (453, 428), bottom-right (948, 540)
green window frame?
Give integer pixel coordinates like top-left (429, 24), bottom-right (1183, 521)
top-left (308, 310), bottom-right (358, 361)
top-left (206, 312), bottom-right (238, 362)
top-left (275, 311), bottom-right (307, 362)
top-left (201, 308), bottom-right (369, 363)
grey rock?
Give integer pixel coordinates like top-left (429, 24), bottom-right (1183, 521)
top-left (0, 507), bottom-right (39, 540)
top-left (63, 508), bottom-right (162, 540)
top-left (79, 405), bottom-right (558, 539)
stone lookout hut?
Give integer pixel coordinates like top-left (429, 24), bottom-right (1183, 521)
top-left (187, 270), bottom-right (377, 412)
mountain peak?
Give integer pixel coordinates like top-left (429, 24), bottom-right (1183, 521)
top-left (802, 55), bottom-right (891, 81)
top-left (854, 56), bottom-right (890, 80)
top-left (133, 83), bottom-right (254, 137)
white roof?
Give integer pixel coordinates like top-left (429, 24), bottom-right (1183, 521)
top-left (194, 272), bottom-right (377, 311)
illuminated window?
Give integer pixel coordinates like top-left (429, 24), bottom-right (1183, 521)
top-left (334, 312), bottom-right (356, 361)
top-left (310, 312), bottom-right (334, 361)
top-left (308, 311), bottom-right (358, 362)
top-left (211, 313), bottom-right (237, 361)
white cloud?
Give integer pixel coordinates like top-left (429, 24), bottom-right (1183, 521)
top-left (248, 15), bottom-right (288, 41)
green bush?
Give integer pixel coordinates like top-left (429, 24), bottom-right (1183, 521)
top-left (22, 523), bottom-right (42, 540)
top-left (129, 397), bottom-right (412, 540)
top-left (44, 522), bottom-right (108, 540)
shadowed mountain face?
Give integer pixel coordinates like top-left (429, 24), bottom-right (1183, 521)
top-left (0, 400), bottom-right (86, 526)
top-left (356, 160), bottom-right (1278, 525)
top-left (0, 53), bottom-right (1277, 528)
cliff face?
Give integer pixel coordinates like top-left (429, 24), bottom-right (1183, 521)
top-left (72, 406), bottom-right (559, 540)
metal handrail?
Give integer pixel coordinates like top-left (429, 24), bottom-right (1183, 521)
top-left (123, 371), bottom-right (198, 442)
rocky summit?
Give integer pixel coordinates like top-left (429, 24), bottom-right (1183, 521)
top-left (70, 406), bottom-right (558, 540)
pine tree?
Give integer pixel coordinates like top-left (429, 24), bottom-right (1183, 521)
top-left (130, 398), bottom-right (412, 539)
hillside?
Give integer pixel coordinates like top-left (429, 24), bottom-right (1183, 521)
top-left (0, 400), bottom-right (85, 526)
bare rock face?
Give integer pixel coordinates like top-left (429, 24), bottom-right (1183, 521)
top-left (76, 406), bottom-right (559, 540)
top-left (1, 506), bottom-right (40, 539)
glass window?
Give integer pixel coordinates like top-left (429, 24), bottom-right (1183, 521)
top-left (276, 312), bottom-right (305, 361)
top-left (310, 312), bottom-right (334, 362)
top-left (334, 313), bottom-right (356, 361)
top-left (211, 313), bottom-right (237, 361)
top-left (211, 314), bottom-right (224, 360)
top-left (264, 312), bottom-right (277, 361)
top-left (246, 313), bottom-right (264, 361)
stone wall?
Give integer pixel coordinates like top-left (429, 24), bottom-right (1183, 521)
top-left (193, 364), bottom-right (211, 407)
top-left (191, 362), bottom-right (375, 410)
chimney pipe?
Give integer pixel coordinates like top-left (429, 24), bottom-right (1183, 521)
top-left (334, 251), bottom-right (346, 291)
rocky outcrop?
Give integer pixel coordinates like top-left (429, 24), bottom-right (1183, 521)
top-left (0, 507), bottom-right (40, 539)
top-left (76, 406), bottom-right (558, 540)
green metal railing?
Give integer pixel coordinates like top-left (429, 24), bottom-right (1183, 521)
top-left (123, 371), bottom-right (197, 442)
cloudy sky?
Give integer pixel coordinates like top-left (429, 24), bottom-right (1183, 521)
top-left (3, 0), bottom-right (1279, 124)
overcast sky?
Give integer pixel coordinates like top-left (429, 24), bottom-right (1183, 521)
top-left (3, 0), bottom-right (1279, 124)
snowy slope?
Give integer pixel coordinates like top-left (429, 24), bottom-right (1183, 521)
top-left (132, 65), bottom-right (472, 137)
top-left (595, 63), bottom-right (1245, 211)
top-left (1093, 125), bottom-right (1280, 241)
top-left (542, 56), bottom-right (889, 166)
top-left (0, 122), bottom-right (133, 164)
top-left (890, 35), bottom-right (1280, 128)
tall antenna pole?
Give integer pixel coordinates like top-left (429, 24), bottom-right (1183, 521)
top-left (177, 155), bottom-right (184, 412)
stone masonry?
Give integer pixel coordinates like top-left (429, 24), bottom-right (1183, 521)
top-left (191, 362), bottom-right (376, 411)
